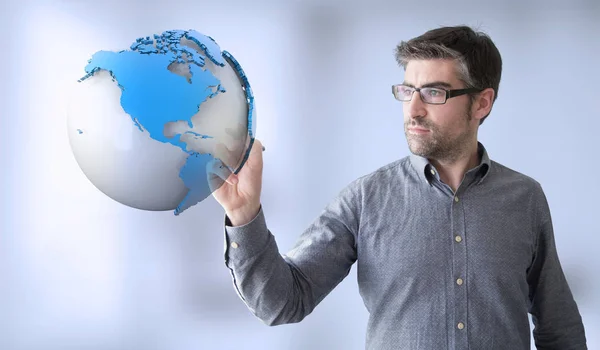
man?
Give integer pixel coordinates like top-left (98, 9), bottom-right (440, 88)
top-left (212, 26), bottom-right (587, 349)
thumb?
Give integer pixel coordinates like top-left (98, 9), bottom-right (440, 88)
top-left (207, 158), bottom-right (237, 193)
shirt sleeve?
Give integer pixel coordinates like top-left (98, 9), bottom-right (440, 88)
top-left (527, 184), bottom-right (587, 349)
top-left (223, 182), bottom-right (361, 326)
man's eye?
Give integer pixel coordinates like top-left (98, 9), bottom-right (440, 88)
top-left (425, 89), bottom-right (442, 97)
top-left (400, 87), bottom-right (413, 95)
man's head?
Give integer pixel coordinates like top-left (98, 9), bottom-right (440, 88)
top-left (394, 26), bottom-right (502, 162)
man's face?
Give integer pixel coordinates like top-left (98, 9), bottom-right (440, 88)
top-left (402, 59), bottom-right (478, 162)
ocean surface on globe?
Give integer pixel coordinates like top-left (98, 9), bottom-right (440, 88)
top-left (68, 29), bottom-right (256, 215)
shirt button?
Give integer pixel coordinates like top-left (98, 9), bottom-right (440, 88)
top-left (454, 196), bottom-right (459, 202)
top-left (231, 242), bottom-right (239, 249)
top-left (457, 322), bottom-right (465, 330)
top-left (455, 235), bottom-right (462, 243)
top-left (456, 278), bottom-right (464, 286)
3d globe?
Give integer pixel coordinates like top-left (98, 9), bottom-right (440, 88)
top-left (67, 29), bottom-right (256, 215)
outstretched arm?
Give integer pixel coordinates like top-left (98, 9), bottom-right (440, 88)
top-left (223, 183), bottom-right (360, 326)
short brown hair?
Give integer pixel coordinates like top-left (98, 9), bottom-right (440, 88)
top-left (395, 26), bottom-right (502, 125)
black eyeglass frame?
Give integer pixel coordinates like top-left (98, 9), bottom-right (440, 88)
top-left (391, 84), bottom-right (482, 105)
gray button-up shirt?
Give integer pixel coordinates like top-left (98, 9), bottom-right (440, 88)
top-left (223, 142), bottom-right (586, 349)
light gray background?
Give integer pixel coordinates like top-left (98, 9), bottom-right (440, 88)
top-left (1, 0), bottom-right (598, 349)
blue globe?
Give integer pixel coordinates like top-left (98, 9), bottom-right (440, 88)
top-left (67, 29), bottom-right (256, 215)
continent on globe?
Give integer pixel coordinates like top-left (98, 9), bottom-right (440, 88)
top-left (68, 29), bottom-right (256, 215)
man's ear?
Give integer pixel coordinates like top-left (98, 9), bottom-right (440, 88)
top-left (473, 88), bottom-right (495, 121)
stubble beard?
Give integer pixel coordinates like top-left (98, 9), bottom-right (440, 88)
top-left (405, 112), bottom-right (474, 163)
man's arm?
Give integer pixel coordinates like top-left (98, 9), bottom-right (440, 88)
top-left (527, 184), bottom-right (587, 349)
top-left (223, 183), bottom-right (360, 326)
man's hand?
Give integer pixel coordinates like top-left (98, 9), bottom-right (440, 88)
top-left (210, 139), bottom-right (265, 226)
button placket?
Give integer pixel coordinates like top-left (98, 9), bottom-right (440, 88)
top-left (451, 190), bottom-right (468, 347)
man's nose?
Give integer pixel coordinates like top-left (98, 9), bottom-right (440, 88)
top-left (405, 91), bottom-right (427, 118)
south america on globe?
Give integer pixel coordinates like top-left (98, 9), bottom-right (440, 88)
top-left (68, 29), bottom-right (256, 215)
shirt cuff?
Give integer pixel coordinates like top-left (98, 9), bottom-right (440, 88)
top-left (223, 205), bottom-right (270, 264)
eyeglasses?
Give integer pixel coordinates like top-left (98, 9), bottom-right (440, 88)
top-left (392, 84), bottom-right (482, 105)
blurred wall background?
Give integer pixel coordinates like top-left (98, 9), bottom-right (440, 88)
top-left (1, 0), bottom-right (598, 349)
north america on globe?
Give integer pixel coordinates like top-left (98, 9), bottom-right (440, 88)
top-left (68, 29), bottom-right (255, 215)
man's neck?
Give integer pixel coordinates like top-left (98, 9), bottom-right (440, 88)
top-left (429, 141), bottom-right (481, 193)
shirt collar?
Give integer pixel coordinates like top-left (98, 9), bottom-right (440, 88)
top-left (409, 141), bottom-right (491, 186)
